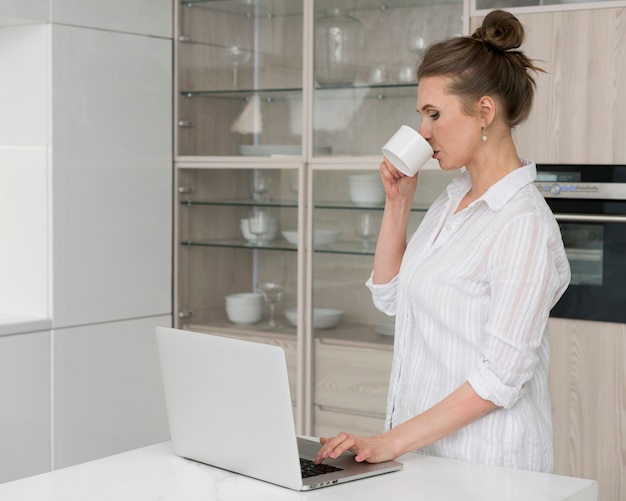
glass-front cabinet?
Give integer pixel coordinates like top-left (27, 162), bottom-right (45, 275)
top-left (174, 0), bottom-right (465, 435)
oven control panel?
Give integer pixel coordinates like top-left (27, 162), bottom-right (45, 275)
top-left (534, 182), bottom-right (626, 199)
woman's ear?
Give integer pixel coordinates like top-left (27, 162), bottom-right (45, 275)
top-left (479, 96), bottom-right (496, 127)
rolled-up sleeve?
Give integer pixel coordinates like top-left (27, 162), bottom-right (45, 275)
top-left (467, 213), bottom-right (570, 408)
top-left (365, 273), bottom-right (399, 316)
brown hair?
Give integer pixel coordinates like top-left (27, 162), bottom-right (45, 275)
top-left (417, 10), bottom-right (543, 128)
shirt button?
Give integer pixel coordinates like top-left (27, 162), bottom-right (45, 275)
top-left (445, 224), bottom-right (452, 231)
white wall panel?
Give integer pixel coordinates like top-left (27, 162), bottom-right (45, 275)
top-left (0, 0), bottom-right (48, 23)
top-left (51, 25), bottom-right (172, 328)
top-left (0, 331), bottom-right (51, 483)
top-left (53, 316), bottom-right (171, 469)
top-left (0, 24), bottom-right (48, 148)
top-left (0, 149), bottom-right (49, 316)
top-left (0, 24), bottom-right (50, 317)
top-left (50, 0), bottom-right (171, 38)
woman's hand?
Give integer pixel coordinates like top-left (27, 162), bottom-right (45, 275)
top-left (314, 432), bottom-right (397, 464)
top-left (379, 157), bottom-right (418, 203)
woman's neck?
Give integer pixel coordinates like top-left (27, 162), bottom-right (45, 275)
top-left (457, 138), bottom-right (522, 213)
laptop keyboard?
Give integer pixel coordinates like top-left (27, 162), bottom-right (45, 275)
top-left (300, 458), bottom-right (344, 478)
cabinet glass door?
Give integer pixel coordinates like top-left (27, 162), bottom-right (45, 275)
top-left (177, 1), bottom-right (304, 157)
top-left (312, 0), bottom-right (463, 157)
top-left (309, 168), bottom-right (432, 436)
top-left (309, 167), bottom-right (458, 435)
top-left (176, 167), bottom-right (302, 338)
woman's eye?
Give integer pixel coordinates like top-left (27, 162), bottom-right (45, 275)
top-left (429, 111), bottom-right (440, 120)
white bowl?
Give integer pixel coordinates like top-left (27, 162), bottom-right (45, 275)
top-left (348, 175), bottom-right (385, 206)
top-left (348, 174), bottom-right (381, 184)
top-left (225, 293), bottom-right (262, 323)
top-left (225, 292), bottom-right (263, 324)
top-left (240, 217), bottom-right (279, 242)
top-left (225, 304), bottom-right (263, 324)
top-left (281, 230), bottom-right (298, 245)
top-left (314, 229), bottom-right (341, 246)
top-left (284, 308), bottom-right (343, 329)
top-left (281, 229), bottom-right (341, 246)
top-left (225, 292), bottom-right (263, 305)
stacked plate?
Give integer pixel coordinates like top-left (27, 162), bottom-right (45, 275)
top-left (284, 308), bottom-right (343, 329)
top-left (348, 174), bottom-right (385, 206)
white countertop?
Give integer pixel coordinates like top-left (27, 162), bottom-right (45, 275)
top-left (0, 314), bottom-right (51, 336)
top-left (0, 441), bottom-right (596, 500)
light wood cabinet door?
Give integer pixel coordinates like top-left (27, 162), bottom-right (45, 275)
top-left (314, 338), bottom-right (393, 436)
top-left (513, 8), bottom-right (626, 164)
top-left (548, 318), bottom-right (626, 501)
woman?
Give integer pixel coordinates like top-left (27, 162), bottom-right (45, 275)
top-left (314, 10), bottom-right (570, 473)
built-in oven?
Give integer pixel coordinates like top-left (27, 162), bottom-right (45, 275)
top-left (535, 164), bottom-right (626, 323)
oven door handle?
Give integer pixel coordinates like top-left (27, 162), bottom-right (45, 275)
top-left (554, 213), bottom-right (626, 224)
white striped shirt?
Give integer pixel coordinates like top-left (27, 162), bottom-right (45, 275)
top-left (366, 161), bottom-right (570, 472)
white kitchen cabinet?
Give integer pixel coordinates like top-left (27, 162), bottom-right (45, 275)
top-left (0, 331), bottom-right (51, 483)
top-left (53, 316), bottom-right (171, 469)
top-left (1, 1), bottom-right (174, 480)
top-left (51, 25), bottom-right (172, 328)
top-left (174, 0), bottom-right (465, 436)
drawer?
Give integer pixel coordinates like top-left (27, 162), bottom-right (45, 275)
top-left (314, 405), bottom-right (386, 438)
top-left (315, 339), bottom-right (392, 416)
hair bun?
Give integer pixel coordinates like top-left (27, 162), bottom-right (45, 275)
top-left (473, 9), bottom-right (524, 51)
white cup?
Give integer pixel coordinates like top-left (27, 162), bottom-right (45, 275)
top-left (381, 125), bottom-right (434, 176)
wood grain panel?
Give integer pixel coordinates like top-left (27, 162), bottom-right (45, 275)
top-left (314, 339), bottom-right (392, 416)
top-left (548, 318), bottom-right (626, 501)
top-left (513, 9), bottom-right (626, 163)
top-left (314, 406), bottom-right (386, 438)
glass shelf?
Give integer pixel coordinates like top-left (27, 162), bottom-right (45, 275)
top-left (180, 82), bottom-right (418, 99)
top-left (180, 238), bottom-right (297, 251)
top-left (180, 87), bottom-right (302, 99)
top-left (180, 198), bottom-right (299, 209)
top-left (181, 0), bottom-right (461, 17)
top-left (314, 242), bottom-right (376, 256)
top-left (179, 238), bottom-right (385, 256)
top-left (315, 323), bottom-right (395, 348)
top-left (180, 198), bottom-right (429, 211)
top-left (314, 200), bottom-right (430, 212)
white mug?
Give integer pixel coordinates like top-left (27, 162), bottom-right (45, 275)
top-left (382, 125), bottom-right (433, 176)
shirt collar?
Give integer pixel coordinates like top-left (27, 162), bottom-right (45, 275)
top-left (446, 159), bottom-right (537, 211)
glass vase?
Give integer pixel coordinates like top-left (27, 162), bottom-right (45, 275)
top-left (314, 8), bottom-right (364, 87)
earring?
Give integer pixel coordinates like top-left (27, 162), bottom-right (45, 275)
top-left (482, 127), bottom-right (488, 142)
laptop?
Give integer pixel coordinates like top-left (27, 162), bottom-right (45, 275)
top-left (155, 326), bottom-right (403, 491)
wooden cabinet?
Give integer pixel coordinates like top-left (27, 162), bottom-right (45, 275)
top-left (174, 0), bottom-right (465, 436)
top-left (314, 337), bottom-right (393, 437)
top-left (471, 7), bottom-right (626, 501)
top-left (176, 5), bottom-right (626, 500)
top-left (548, 318), bottom-right (626, 501)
